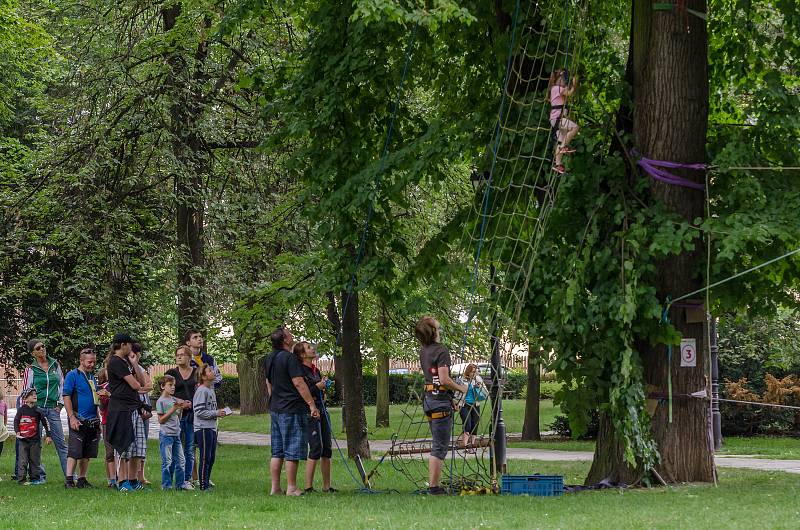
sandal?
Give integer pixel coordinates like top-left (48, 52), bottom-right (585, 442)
top-left (323, 487), bottom-right (338, 493)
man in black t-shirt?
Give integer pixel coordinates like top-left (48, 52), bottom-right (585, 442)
top-left (263, 327), bottom-right (319, 496)
top-left (415, 317), bottom-right (467, 495)
top-left (105, 333), bottom-right (147, 492)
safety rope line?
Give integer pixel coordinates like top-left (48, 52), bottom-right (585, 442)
top-left (668, 246), bottom-right (800, 307)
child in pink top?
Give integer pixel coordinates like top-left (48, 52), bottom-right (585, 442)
top-left (548, 69), bottom-right (579, 173)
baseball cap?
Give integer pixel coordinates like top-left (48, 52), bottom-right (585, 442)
top-left (112, 332), bottom-right (133, 344)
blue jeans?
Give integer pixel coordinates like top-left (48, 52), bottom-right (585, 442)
top-left (179, 413), bottom-right (194, 483)
top-left (194, 428), bottom-right (217, 491)
top-left (40, 408), bottom-right (68, 479)
top-left (159, 433), bottom-right (185, 489)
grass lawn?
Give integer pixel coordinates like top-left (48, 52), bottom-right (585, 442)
top-left (508, 439), bottom-right (596, 452)
top-left (221, 399), bottom-right (561, 439)
top-left (717, 436), bottom-right (800, 459)
top-left (1, 440), bottom-right (799, 529)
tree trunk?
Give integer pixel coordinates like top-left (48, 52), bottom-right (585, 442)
top-left (521, 346), bottom-right (541, 440)
top-left (375, 303), bottom-right (390, 428)
top-left (326, 291), bottom-right (369, 457)
top-left (236, 315), bottom-right (268, 415)
top-left (338, 290), bottom-right (370, 458)
top-left (163, 4), bottom-right (209, 339)
top-left (589, 0), bottom-right (714, 484)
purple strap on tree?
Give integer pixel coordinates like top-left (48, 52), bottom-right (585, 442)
top-left (633, 150), bottom-right (708, 190)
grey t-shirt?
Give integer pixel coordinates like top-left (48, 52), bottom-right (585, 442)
top-left (156, 396), bottom-right (181, 436)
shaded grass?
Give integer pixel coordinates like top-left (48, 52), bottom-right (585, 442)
top-left (1, 440), bottom-right (799, 529)
top-left (221, 399), bottom-right (560, 439)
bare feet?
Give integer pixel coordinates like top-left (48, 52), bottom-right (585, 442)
top-left (270, 489), bottom-right (284, 495)
top-left (286, 487), bottom-right (302, 496)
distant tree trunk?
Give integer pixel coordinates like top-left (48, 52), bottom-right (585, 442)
top-left (375, 303), bottom-right (390, 428)
top-left (588, 0), bottom-right (714, 484)
top-left (326, 291), bottom-right (369, 457)
top-left (521, 346), bottom-right (541, 440)
top-left (236, 309), bottom-right (268, 415)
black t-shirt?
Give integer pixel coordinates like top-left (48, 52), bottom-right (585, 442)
top-left (165, 367), bottom-right (197, 403)
top-left (108, 355), bottom-right (141, 412)
top-left (420, 343), bottom-right (453, 408)
top-left (264, 349), bottom-right (306, 414)
top-left (302, 364), bottom-right (323, 407)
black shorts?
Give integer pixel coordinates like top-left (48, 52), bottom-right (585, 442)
top-left (307, 416), bottom-right (332, 460)
top-left (68, 421), bottom-right (100, 459)
top-left (429, 414), bottom-right (452, 460)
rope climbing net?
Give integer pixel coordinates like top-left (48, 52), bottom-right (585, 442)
top-left (388, 0), bottom-right (591, 493)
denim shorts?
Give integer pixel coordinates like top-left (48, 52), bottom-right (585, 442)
top-left (270, 412), bottom-right (308, 461)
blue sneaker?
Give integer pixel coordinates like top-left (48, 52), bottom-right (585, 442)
top-left (29, 479), bottom-right (45, 485)
top-left (117, 481), bottom-right (135, 493)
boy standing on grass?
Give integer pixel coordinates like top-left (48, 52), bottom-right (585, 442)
top-left (157, 374), bottom-right (191, 490)
top-left (193, 365), bottom-right (227, 491)
top-left (14, 388), bottom-right (52, 485)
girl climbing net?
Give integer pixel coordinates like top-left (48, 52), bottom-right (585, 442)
top-left (548, 68), bottom-right (579, 174)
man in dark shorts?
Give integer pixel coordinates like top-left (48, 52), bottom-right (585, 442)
top-left (263, 327), bottom-right (320, 496)
top-left (62, 348), bottom-right (101, 489)
top-left (415, 316), bottom-right (467, 495)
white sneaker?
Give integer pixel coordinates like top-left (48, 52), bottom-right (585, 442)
top-left (183, 481), bottom-right (195, 490)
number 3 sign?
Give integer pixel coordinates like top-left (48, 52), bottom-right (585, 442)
top-left (680, 338), bottom-right (697, 367)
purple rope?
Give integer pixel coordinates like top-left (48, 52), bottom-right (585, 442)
top-left (632, 150), bottom-right (708, 190)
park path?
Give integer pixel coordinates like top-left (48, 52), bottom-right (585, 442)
top-left (8, 411), bottom-right (800, 475)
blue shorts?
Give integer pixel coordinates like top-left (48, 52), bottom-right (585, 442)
top-left (270, 412), bottom-right (308, 461)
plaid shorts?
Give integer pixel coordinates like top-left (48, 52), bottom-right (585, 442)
top-left (270, 412), bottom-right (308, 461)
top-left (117, 409), bottom-right (147, 460)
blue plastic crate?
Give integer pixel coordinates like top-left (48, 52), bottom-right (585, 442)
top-left (501, 474), bottom-right (564, 496)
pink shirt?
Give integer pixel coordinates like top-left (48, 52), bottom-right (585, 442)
top-left (550, 85), bottom-right (566, 123)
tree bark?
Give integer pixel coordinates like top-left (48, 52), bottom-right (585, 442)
top-left (375, 303), bottom-right (390, 428)
top-left (589, 0), bottom-right (714, 484)
top-left (237, 349), bottom-right (268, 415)
top-left (338, 290), bottom-right (370, 458)
top-left (521, 346), bottom-right (541, 441)
top-left (163, 4), bottom-right (209, 339)
top-left (235, 306), bottom-right (268, 415)
top-left (326, 291), bottom-right (370, 457)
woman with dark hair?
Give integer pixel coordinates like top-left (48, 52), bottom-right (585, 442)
top-left (130, 343), bottom-right (153, 486)
top-left (293, 342), bottom-right (334, 493)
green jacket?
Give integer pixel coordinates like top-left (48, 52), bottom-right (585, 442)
top-left (22, 357), bottom-right (64, 409)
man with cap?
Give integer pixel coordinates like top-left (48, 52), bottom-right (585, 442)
top-left (62, 347), bottom-right (102, 488)
top-left (105, 333), bottom-right (148, 492)
top-left (18, 338), bottom-right (67, 482)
